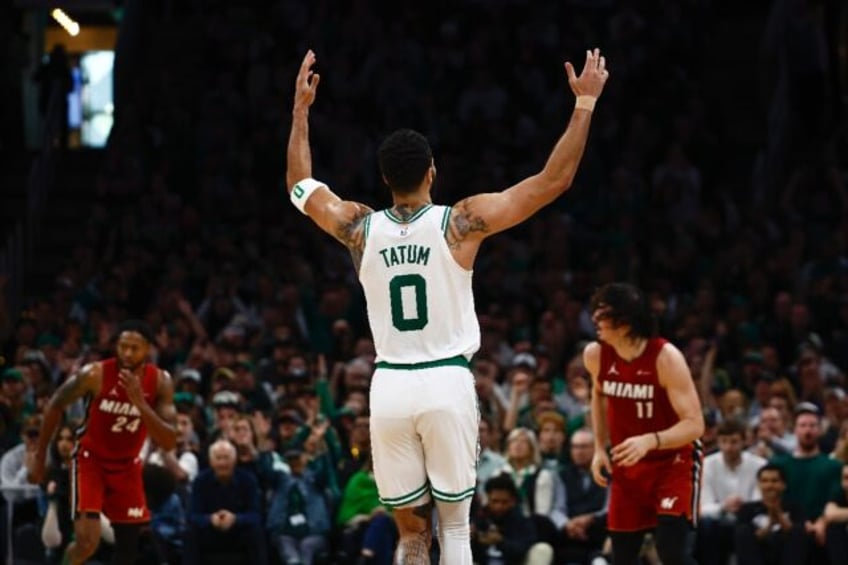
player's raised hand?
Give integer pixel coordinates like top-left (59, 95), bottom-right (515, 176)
top-left (590, 448), bottom-right (612, 487)
top-left (293, 50), bottom-right (321, 112)
top-left (565, 48), bottom-right (609, 99)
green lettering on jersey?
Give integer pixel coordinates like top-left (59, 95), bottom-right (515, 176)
top-left (379, 249), bottom-right (391, 268)
top-left (389, 274), bottom-right (429, 331)
top-left (389, 247), bottom-right (399, 266)
top-left (417, 246), bottom-right (430, 266)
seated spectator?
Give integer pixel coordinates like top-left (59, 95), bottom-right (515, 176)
top-left (823, 462), bottom-right (848, 565)
top-left (337, 411), bottom-right (372, 488)
top-left (0, 368), bottom-right (36, 451)
top-left (497, 427), bottom-right (566, 548)
top-left (140, 463), bottom-right (185, 564)
top-left (734, 464), bottom-right (807, 565)
top-left (233, 358), bottom-right (273, 413)
top-left (554, 353), bottom-right (592, 420)
top-left (208, 387), bottom-right (242, 441)
top-left (771, 403), bottom-right (841, 551)
top-left (757, 406), bottom-right (797, 457)
top-left (1, 413), bottom-right (42, 553)
top-left (40, 423), bottom-right (74, 561)
top-left (267, 448), bottom-right (332, 565)
top-left (536, 411), bottom-right (568, 474)
top-left (336, 457), bottom-right (396, 565)
top-left (476, 416), bottom-right (507, 500)
top-left (559, 429), bottom-right (608, 564)
top-left (229, 412), bottom-right (279, 496)
top-left (699, 418), bottom-right (766, 565)
top-left (184, 439), bottom-right (267, 565)
top-left (472, 473), bottom-right (552, 565)
top-left (276, 409), bottom-right (310, 454)
top-left (144, 407), bottom-right (199, 499)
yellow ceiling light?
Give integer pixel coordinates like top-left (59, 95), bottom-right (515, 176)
top-left (51, 8), bottom-right (80, 37)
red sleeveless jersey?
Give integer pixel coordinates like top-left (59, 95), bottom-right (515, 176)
top-left (78, 358), bottom-right (159, 461)
top-left (599, 338), bottom-right (684, 460)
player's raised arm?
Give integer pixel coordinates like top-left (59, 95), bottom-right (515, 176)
top-left (446, 49), bottom-right (609, 246)
top-left (286, 50), bottom-right (373, 270)
top-left (30, 363), bottom-right (101, 484)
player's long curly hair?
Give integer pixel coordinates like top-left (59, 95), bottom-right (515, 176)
top-left (377, 129), bottom-right (433, 194)
top-left (590, 282), bottom-right (657, 340)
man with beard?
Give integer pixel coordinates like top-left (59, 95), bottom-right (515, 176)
top-left (770, 402), bottom-right (841, 553)
top-left (29, 320), bottom-right (177, 565)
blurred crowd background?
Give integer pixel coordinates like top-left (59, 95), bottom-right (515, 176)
top-left (1, 0), bottom-right (847, 563)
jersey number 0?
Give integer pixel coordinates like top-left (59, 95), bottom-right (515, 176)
top-left (389, 274), bottom-right (429, 331)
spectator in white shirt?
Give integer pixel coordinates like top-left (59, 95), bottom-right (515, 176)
top-left (698, 418), bottom-right (766, 565)
top-left (144, 409), bottom-right (199, 493)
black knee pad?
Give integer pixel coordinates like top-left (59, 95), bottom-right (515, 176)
top-left (654, 515), bottom-right (694, 565)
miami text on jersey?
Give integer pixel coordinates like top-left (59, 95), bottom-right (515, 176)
top-left (602, 381), bottom-right (655, 400)
top-left (98, 398), bottom-right (141, 417)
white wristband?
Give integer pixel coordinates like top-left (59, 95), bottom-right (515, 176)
top-left (575, 95), bottom-right (597, 112)
top-left (290, 178), bottom-right (325, 214)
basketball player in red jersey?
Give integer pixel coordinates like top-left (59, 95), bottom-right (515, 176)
top-left (583, 283), bottom-right (704, 565)
top-left (29, 320), bottom-right (177, 565)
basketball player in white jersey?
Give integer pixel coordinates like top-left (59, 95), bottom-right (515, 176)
top-left (286, 49), bottom-right (608, 564)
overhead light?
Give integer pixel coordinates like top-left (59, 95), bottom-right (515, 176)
top-left (51, 8), bottom-right (80, 37)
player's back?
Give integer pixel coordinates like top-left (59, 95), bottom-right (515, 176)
top-left (598, 338), bottom-right (685, 459)
top-left (77, 358), bottom-right (159, 461)
top-left (359, 204), bottom-right (479, 364)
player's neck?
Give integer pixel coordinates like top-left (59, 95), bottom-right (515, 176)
top-left (391, 191), bottom-right (432, 218)
top-left (611, 336), bottom-right (648, 362)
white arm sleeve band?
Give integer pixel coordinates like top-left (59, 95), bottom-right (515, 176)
top-left (290, 178), bottom-right (326, 215)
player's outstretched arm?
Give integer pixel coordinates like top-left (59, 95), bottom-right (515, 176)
top-left (446, 49), bottom-right (609, 247)
top-left (655, 344), bottom-right (705, 449)
top-left (30, 363), bottom-right (101, 483)
top-left (285, 50), bottom-right (373, 270)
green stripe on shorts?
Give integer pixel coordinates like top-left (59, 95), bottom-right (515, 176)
top-left (431, 485), bottom-right (476, 502)
top-left (379, 481), bottom-right (430, 507)
top-left (375, 354), bottom-right (470, 371)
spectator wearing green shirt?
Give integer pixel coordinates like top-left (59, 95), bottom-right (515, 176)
top-left (770, 402), bottom-right (841, 551)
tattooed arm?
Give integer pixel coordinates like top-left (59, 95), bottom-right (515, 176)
top-left (286, 50), bottom-right (374, 270)
top-left (29, 363), bottom-right (101, 483)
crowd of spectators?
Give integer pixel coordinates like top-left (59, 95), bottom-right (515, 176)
top-left (1, 0), bottom-right (847, 563)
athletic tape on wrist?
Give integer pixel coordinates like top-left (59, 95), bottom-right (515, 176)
top-left (575, 95), bottom-right (597, 112)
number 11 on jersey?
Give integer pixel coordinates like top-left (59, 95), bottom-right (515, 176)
top-left (636, 401), bottom-right (653, 419)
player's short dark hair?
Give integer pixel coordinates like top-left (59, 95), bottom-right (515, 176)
top-left (589, 282), bottom-right (657, 340)
top-left (717, 418), bottom-right (747, 438)
top-left (115, 319), bottom-right (155, 344)
top-left (484, 473), bottom-right (519, 498)
top-left (377, 129), bottom-right (433, 194)
top-left (757, 463), bottom-right (786, 482)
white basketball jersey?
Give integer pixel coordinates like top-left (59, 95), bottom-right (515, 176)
top-left (359, 204), bottom-right (480, 364)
